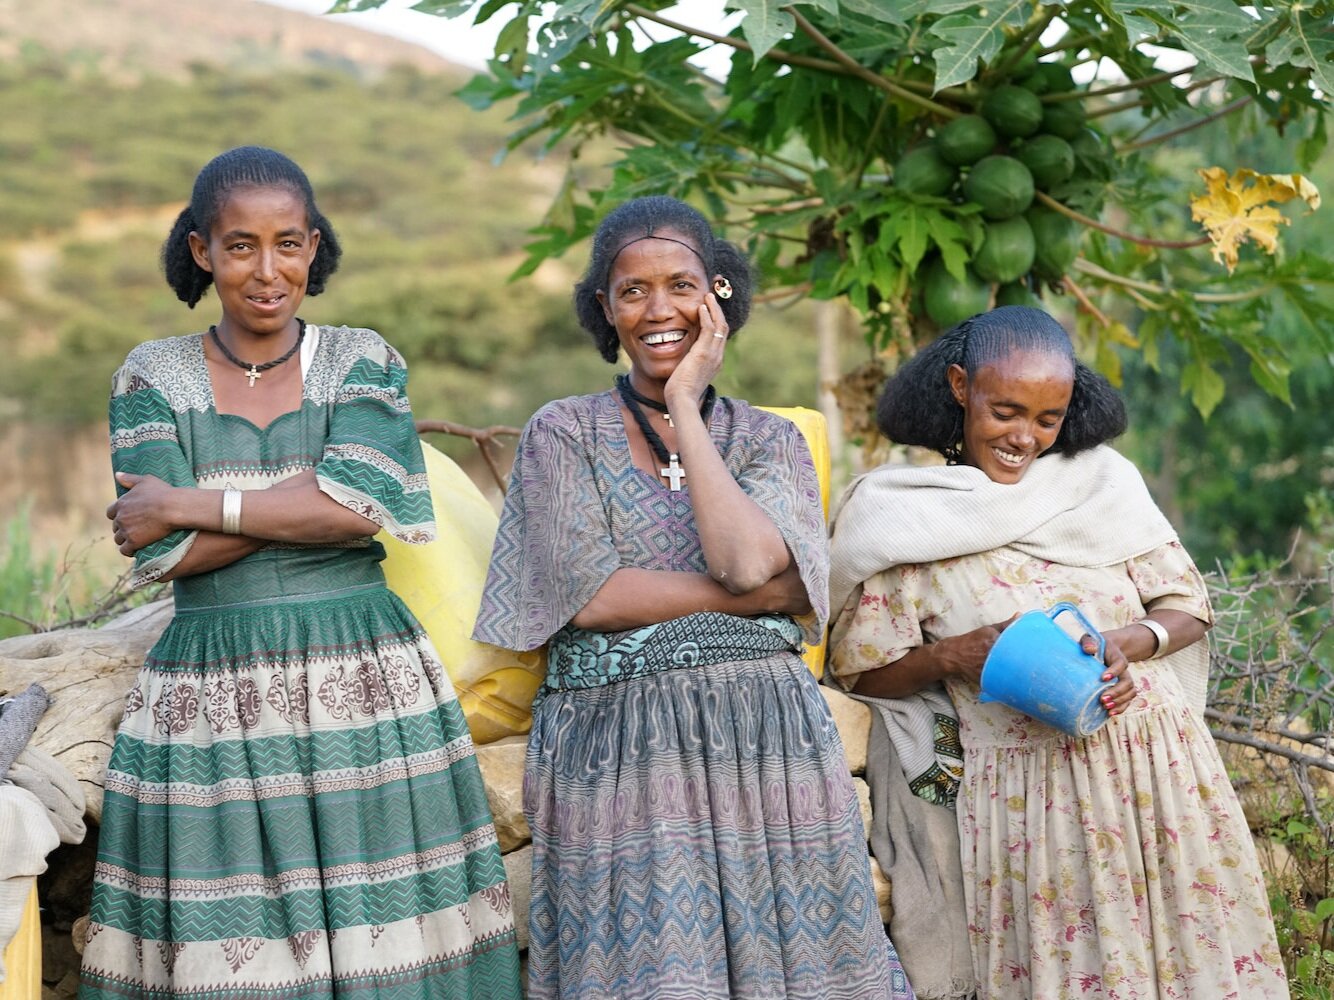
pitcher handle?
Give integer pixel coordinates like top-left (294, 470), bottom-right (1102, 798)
top-left (1047, 601), bottom-right (1106, 664)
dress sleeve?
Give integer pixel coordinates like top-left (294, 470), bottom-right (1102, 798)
top-left (108, 362), bottom-right (198, 589)
top-left (734, 410), bottom-right (830, 643)
top-left (1126, 540), bottom-right (1214, 624)
top-left (314, 341), bottom-right (435, 544)
top-left (472, 403), bottom-right (621, 651)
top-left (828, 566), bottom-right (930, 690)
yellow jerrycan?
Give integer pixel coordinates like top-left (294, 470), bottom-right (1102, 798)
top-left (757, 406), bottom-right (831, 678)
top-left (378, 442), bottom-right (546, 745)
top-left (0, 881), bottom-right (40, 1000)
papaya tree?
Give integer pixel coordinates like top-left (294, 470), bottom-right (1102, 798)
top-left (334, 0), bottom-right (1330, 416)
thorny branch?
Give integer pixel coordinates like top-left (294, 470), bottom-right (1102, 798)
top-left (415, 419), bottom-right (521, 494)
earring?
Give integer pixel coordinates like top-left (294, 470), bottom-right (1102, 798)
top-left (713, 277), bottom-right (733, 300)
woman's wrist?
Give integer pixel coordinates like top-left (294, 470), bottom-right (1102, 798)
top-left (1137, 617), bottom-right (1170, 658)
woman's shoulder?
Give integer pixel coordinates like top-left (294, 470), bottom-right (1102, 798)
top-left (119, 332), bottom-right (203, 373)
top-left (113, 333), bottom-right (207, 398)
top-left (524, 391), bottom-right (615, 437)
top-left (312, 324), bottom-right (403, 368)
top-left (712, 396), bottom-right (793, 435)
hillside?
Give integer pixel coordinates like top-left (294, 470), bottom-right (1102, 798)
top-left (0, 0), bottom-right (461, 80)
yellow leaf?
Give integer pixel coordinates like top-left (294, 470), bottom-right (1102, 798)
top-left (1189, 167), bottom-right (1322, 273)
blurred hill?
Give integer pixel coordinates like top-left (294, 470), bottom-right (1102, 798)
top-left (0, 0), bottom-right (460, 80)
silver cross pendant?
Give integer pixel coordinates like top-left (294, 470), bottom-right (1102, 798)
top-left (660, 453), bottom-right (685, 491)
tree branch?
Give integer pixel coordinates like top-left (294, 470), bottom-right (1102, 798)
top-left (989, 7), bottom-right (1060, 81)
top-left (1060, 273), bottom-right (1111, 327)
top-left (624, 3), bottom-right (843, 75)
top-left (785, 7), bottom-right (962, 120)
top-left (415, 420), bottom-right (521, 494)
top-left (1118, 96), bottom-right (1254, 153)
top-left (1034, 191), bottom-right (1212, 249)
top-left (1206, 716), bottom-right (1334, 773)
top-left (1043, 65), bottom-right (1198, 103)
top-left (1073, 257), bottom-right (1275, 304)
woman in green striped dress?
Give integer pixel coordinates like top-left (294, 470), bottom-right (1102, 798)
top-left (79, 146), bottom-right (522, 1000)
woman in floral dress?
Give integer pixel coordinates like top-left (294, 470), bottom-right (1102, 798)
top-left (81, 146), bottom-right (521, 999)
top-left (828, 306), bottom-right (1287, 999)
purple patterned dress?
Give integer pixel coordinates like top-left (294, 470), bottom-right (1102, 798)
top-left (474, 391), bottom-right (912, 999)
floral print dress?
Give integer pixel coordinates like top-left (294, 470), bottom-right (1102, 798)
top-left (831, 541), bottom-right (1288, 1000)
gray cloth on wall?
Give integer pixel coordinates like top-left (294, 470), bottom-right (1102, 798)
top-left (0, 683), bottom-right (50, 777)
top-left (861, 702), bottom-right (976, 999)
top-left (7, 746), bottom-right (86, 845)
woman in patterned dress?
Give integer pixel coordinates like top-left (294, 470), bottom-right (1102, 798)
top-left (828, 305), bottom-right (1287, 999)
top-left (80, 147), bottom-right (522, 1000)
top-left (473, 196), bottom-right (912, 999)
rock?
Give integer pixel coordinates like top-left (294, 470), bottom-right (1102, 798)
top-left (52, 971), bottom-right (80, 1000)
top-left (40, 922), bottom-right (80, 990)
top-left (820, 685), bottom-right (871, 774)
top-left (0, 598), bottom-right (172, 825)
top-left (39, 841), bottom-right (97, 926)
top-left (503, 844), bottom-right (533, 952)
top-left (70, 914), bottom-right (90, 956)
top-left (851, 777), bottom-right (872, 839)
top-left (475, 736), bottom-right (530, 853)
top-left (869, 855), bottom-right (893, 925)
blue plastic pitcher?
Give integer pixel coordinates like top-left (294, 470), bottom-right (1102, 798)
top-left (978, 602), bottom-right (1112, 737)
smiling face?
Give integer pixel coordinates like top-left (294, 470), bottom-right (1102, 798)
top-left (188, 184), bottom-right (319, 341)
top-left (948, 349), bottom-right (1074, 484)
top-left (596, 233), bottom-right (715, 396)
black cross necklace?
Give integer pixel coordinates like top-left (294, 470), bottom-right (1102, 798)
top-left (615, 374), bottom-right (716, 491)
top-left (210, 320), bottom-right (306, 387)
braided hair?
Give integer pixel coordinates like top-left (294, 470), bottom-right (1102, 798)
top-left (161, 146), bottom-right (342, 307)
top-left (573, 195), bottom-right (755, 363)
top-left (877, 305), bottom-right (1127, 461)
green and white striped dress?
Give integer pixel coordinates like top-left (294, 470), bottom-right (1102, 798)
top-left (80, 326), bottom-right (521, 1000)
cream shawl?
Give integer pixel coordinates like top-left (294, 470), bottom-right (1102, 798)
top-left (829, 445), bottom-right (1209, 713)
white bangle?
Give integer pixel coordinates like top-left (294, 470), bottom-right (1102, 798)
top-left (1137, 617), bottom-right (1170, 659)
top-left (221, 488), bottom-right (243, 535)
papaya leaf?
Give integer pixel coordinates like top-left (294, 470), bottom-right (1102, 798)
top-left (1190, 167), bottom-right (1322, 272)
top-left (795, 0), bottom-right (841, 16)
top-left (1159, 0), bottom-right (1254, 32)
top-left (473, 0), bottom-right (519, 23)
top-left (512, 208), bottom-right (596, 279)
top-left (407, 0), bottom-right (479, 13)
top-left (839, 0), bottom-right (916, 24)
top-left (1266, 9), bottom-right (1334, 99)
top-left (924, 212), bottom-right (972, 281)
top-left (1173, 22), bottom-right (1255, 82)
top-left (734, 0), bottom-right (797, 62)
top-left (1297, 113), bottom-right (1328, 173)
top-left (1272, 253), bottom-right (1334, 352)
top-left (1182, 357), bottom-right (1226, 417)
top-left (878, 203), bottom-right (932, 271)
top-left (927, 0), bottom-right (1029, 91)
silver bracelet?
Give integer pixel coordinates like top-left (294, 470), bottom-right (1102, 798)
top-left (221, 488), bottom-right (243, 535)
top-left (1137, 617), bottom-right (1170, 659)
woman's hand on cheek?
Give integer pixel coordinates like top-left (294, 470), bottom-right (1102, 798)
top-left (665, 293), bottom-right (728, 408)
top-left (1085, 632), bottom-right (1135, 714)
